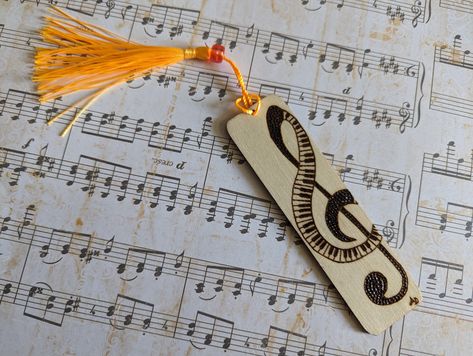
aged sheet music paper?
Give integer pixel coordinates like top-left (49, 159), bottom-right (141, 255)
top-left (0, 0), bottom-right (472, 354)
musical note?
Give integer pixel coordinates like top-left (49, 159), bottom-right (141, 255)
top-left (262, 32), bottom-right (300, 64)
top-left (0, 216), bottom-right (11, 236)
top-left (438, 202), bottom-right (473, 238)
top-left (195, 266), bottom-right (245, 300)
top-left (33, 144), bottom-right (56, 178)
top-left (0, 144), bottom-right (396, 247)
top-left (358, 49), bottom-right (371, 77)
top-left (261, 326), bottom-right (307, 356)
top-left (320, 43), bottom-right (355, 73)
top-left (120, 5), bottom-right (134, 20)
top-left (24, 282), bottom-right (66, 326)
top-left (259, 211), bottom-right (275, 238)
top-left (338, 154), bottom-right (353, 182)
top-left (268, 279), bottom-right (317, 311)
top-left (64, 297), bottom-right (81, 314)
top-left (220, 139), bottom-right (245, 165)
top-left (439, 35), bottom-right (473, 69)
top-left (302, 40), bottom-right (314, 59)
top-left (0, 89), bottom-right (31, 121)
top-left (16, 204), bottom-right (35, 239)
top-left (184, 183), bottom-right (198, 215)
top-left (39, 229), bottom-right (93, 265)
top-left (202, 20), bottom-right (240, 50)
top-left (0, 147), bottom-right (26, 187)
top-left (322, 284), bottom-right (335, 304)
top-left (89, 305), bottom-right (96, 315)
top-left (82, 111), bottom-right (138, 143)
top-left (245, 24), bottom-right (255, 40)
top-left (196, 116), bottom-right (213, 149)
top-left (136, 172), bottom-right (181, 210)
top-left (174, 251), bottom-right (185, 270)
top-left (210, 188), bottom-right (274, 234)
top-left (310, 95), bottom-right (348, 124)
top-left (430, 141), bottom-right (473, 180)
top-left (117, 248), bottom-right (167, 281)
top-left (109, 294), bottom-right (154, 333)
top-left (148, 122), bottom-right (192, 153)
top-left (103, 236), bottom-right (115, 256)
top-left (0, 283), bottom-right (12, 305)
top-left (187, 311), bottom-right (234, 349)
top-left (188, 72), bottom-right (229, 102)
top-left (71, 155), bottom-right (132, 201)
top-left (249, 275), bottom-right (263, 296)
top-left (420, 257), bottom-right (464, 299)
top-left (157, 70), bottom-right (178, 88)
top-left (0, 208), bottom-right (438, 352)
top-left (142, 4), bottom-right (199, 39)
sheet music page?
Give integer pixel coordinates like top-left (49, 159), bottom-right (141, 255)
top-left (0, 0), bottom-right (472, 354)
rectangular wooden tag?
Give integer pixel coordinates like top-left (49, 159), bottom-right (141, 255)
top-left (227, 95), bottom-right (421, 335)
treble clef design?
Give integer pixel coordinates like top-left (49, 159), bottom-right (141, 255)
top-left (266, 105), bottom-right (408, 305)
top-left (411, 0), bottom-right (423, 28)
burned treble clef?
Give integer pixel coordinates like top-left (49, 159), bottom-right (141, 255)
top-left (265, 105), bottom-right (408, 305)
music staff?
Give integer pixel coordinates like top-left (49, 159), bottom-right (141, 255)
top-left (418, 257), bottom-right (473, 324)
top-left (0, 21), bottom-right (422, 132)
top-left (0, 275), bottom-right (378, 355)
top-left (0, 87), bottom-right (408, 191)
top-left (439, 0), bottom-right (473, 15)
top-left (1, 91), bottom-right (410, 198)
top-left (299, 0), bottom-right (431, 28)
top-left (0, 145), bottom-right (405, 246)
top-left (0, 213), bottom-right (379, 314)
top-left (416, 142), bottom-right (473, 238)
top-left (11, 0), bottom-right (424, 82)
top-left (417, 202), bottom-right (473, 239)
top-left (0, 88), bottom-right (247, 163)
top-left (430, 35), bottom-right (473, 121)
top-left (8, 0), bottom-right (426, 138)
top-left (0, 86), bottom-right (407, 167)
top-left (64, 0), bottom-right (423, 70)
top-left (438, 35), bottom-right (473, 70)
top-left (424, 141), bottom-right (473, 181)
top-left (0, 216), bottom-right (438, 356)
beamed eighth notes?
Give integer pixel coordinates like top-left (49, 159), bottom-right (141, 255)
top-left (227, 95), bottom-right (421, 334)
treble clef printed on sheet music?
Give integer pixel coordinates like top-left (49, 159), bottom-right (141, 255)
top-left (265, 105), bottom-right (408, 305)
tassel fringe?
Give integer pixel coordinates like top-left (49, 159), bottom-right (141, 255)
top-left (34, 7), bottom-right (259, 136)
top-left (34, 7), bottom-right (209, 136)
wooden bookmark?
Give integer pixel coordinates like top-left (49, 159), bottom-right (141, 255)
top-left (227, 95), bottom-right (421, 335)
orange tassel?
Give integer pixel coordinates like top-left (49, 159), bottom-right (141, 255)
top-left (34, 7), bottom-right (260, 137)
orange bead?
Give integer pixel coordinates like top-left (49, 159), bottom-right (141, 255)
top-left (209, 44), bottom-right (225, 63)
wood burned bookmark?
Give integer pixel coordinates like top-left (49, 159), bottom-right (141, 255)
top-left (227, 95), bottom-right (421, 335)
